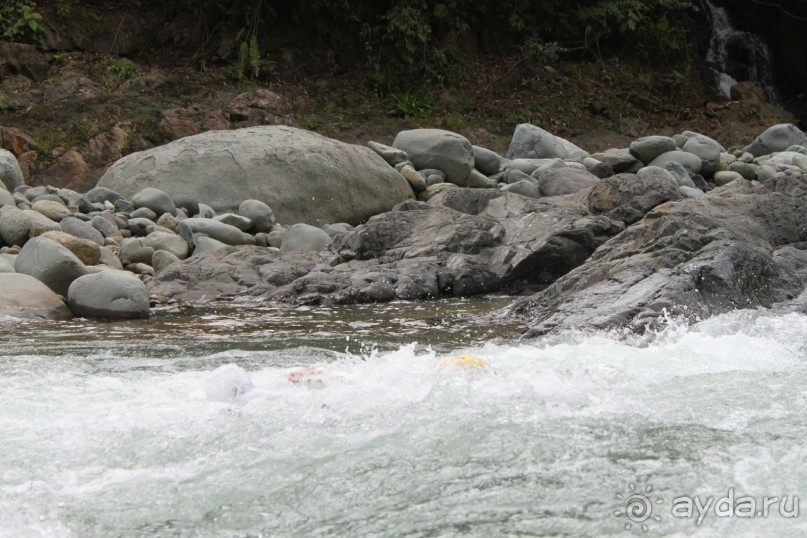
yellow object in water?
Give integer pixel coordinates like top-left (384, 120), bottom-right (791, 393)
top-left (437, 354), bottom-right (489, 369)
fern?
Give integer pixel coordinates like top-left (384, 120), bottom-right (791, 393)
top-left (249, 33), bottom-right (260, 79)
top-left (237, 40), bottom-right (249, 80)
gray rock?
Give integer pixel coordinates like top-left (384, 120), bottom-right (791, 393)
top-left (744, 124), bottom-right (807, 157)
top-left (0, 189), bottom-right (14, 207)
top-left (91, 214), bottom-right (120, 239)
top-left (0, 273), bottom-right (73, 320)
top-left (399, 164), bottom-right (427, 192)
top-left (501, 168), bottom-right (535, 184)
top-left (68, 271), bottom-right (149, 319)
top-left (119, 238), bottom-right (155, 265)
top-left (196, 203), bottom-right (216, 218)
top-left (506, 123), bottom-right (587, 160)
top-left (141, 231), bottom-right (189, 259)
top-left (238, 199), bottom-right (274, 233)
top-left (392, 129), bottom-right (474, 187)
top-left (85, 186), bottom-right (124, 205)
top-left (466, 169), bottom-right (496, 189)
top-left (127, 217), bottom-right (171, 236)
top-left (280, 223), bottom-right (332, 253)
top-left (174, 196), bottom-right (201, 218)
top-left (130, 207), bottom-right (157, 220)
top-left (586, 174), bottom-right (682, 225)
top-left (156, 212), bottom-right (181, 232)
top-left (322, 223), bottom-right (354, 237)
top-left (193, 235), bottom-right (229, 255)
top-left (679, 186), bottom-right (704, 198)
top-left (40, 230), bottom-right (101, 265)
top-left (629, 136), bottom-right (677, 164)
top-left (637, 166), bottom-right (677, 185)
top-left (500, 180), bottom-right (541, 198)
top-left (588, 148), bottom-right (643, 173)
top-left (267, 228), bottom-right (285, 248)
top-left (152, 250), bottom-right (180, 273)
top-left (132, 187), bottom-right (176, 217)
top-left (425, 174), bottom-right (445, 187)
top-left (0, 207), bottom-right (61, 247)
top-left (682, 132), bottom-right (723, 177)
top-left (15, 236), bottom-right (88, 296)
top-left (31, 199), bottom-right (70, 222)
top-left (113, 198), bottom-right (135, 213)
top-left (506, 158), bottom-right (551, 175)
top-left (537, 168), bottom-right (600, 197)
top-left (213, 213), bottom-right (253, 231)
top-left (177, 218), bottom-right (255, 247)
top-left (98, 126), bottom-right (413, 226)
top-left (516, 180), bottom-right (807, 336)
top-left (60, 216), bottom-right (105, 245)
top-left (0, 149), bottom-right (24, 192)
top-left (713, 170), bottom-right (744, 186)
top-left (367, 141), bottom-right (408, 166)
top-left (99, 245), bottom-right (124, 270)
top-left (649, 151), bottom-right (703, 175)
top-left (728, 161), bottom-right (758, 181)
top-left (472, 145), bottom-right (504, 176)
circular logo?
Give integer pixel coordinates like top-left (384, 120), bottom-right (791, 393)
top-left (615, 483), bottom-right (663, 532)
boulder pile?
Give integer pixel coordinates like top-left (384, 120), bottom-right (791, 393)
top-left (3, 121), bottom-right (807, 334)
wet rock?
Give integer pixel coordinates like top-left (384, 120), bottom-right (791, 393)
top-left (15, 236), bottom-right (88, 296)
top-left (0, 273), bottom-right (73, 320)
top-left (68, 271), bottom-right (149, 319)
top-left (514, 180), bottom-right (807, 336)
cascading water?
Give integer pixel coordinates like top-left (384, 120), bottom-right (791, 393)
top-left (699, 0), bottom-right (779, 101)
top-left (1, 301), bottom-right (805, 536)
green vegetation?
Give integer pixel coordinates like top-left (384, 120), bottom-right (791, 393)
top-left (0, 0), bottom-right (44, 42)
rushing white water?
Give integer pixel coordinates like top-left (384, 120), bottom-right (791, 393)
top-left (1, 302), bottom-right (806, 537)
top-left (700, 0), bottom-right (778, 102)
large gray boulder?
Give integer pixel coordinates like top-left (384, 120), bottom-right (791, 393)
top-left (0, 273), bottom-right (73, 320)
top-left (392, 129), bottom-right (474, 187)
top-left (97, 126), bottom-right (413, 226)
top-left (744, 124), bottom-right (807, 157)
top-left (15, 236), bottom-right (88, 296)
top-left (507, 124), bottom-right (587, 161)
top-left (68, 271), bottom-right (149, 319)
top-left (514, 180), bottom-right (807, 337)
top-left (0, 149), bottom-right (24, 192)
top-left (648, 150), bottom-right (703, 175)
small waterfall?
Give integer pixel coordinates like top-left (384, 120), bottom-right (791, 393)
top-left (699, 0), bottom-right (778, 102)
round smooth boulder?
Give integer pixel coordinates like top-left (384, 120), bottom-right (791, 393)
top-left (15, 236), bottom-right (88, 296)
top-left (67, 271), bottom-right (149, 319)
top-left (392, 129), bottom-right (474, 187)
top-left (40, 230), bottom-right (101, 265)
top-left (681, 132), bottom-right (723, 177)
top-left (0, 149), bottom-right (24, 192)
top-left (132, 187), bottom-right (176, 217)
top-left (280, 223), bottom-right (331, 253)
top-left (97, 126), bottom-right (413, 226)
top-left (32, 199), bottom-right (70, 222)
top-left (0, 273), bottom-right (73, 320)
top-left (238, 199), bottom-right (274, 233)
top-left (629, 136), bottom-right (677, 164)
top-left (177, 218), bottom-right (255, 247)
top-left (537, 167), bottom-right (600, 197)
top-left (506, 123), bottom-right (587, 161)
top-left (744, 124), bottom-right (807, 157)
top-left (648, 151), bottom-right (703, 176)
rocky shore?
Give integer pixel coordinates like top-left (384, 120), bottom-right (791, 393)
top-left (2, 121), bottom-right (806, 335)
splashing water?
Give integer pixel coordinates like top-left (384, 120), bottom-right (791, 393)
top-left (0, 300), bottom-right (805, 536)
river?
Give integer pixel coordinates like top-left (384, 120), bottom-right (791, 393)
top-left (1, 298), bottom-right (805, 537)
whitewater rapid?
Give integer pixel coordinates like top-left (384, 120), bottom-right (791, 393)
top-left (1, 303), bottom-right (805, 537)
